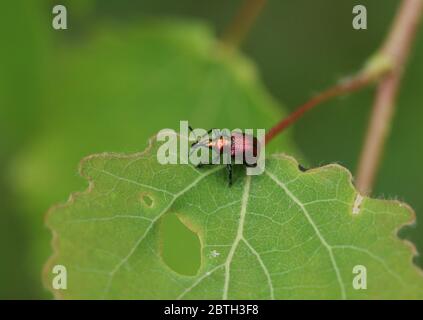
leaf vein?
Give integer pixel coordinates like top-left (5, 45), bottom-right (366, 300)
top-left (265, 169), bottom-right (347, 299)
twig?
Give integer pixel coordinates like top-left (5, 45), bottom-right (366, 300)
top-left (221, 0), bottom-right (267, 49)
top-left (265, 51), bottom-right (393, 144)
top-left (356, 0), bottom-right (423, 195)
top-left (265, 73), bottom-right (373, 144)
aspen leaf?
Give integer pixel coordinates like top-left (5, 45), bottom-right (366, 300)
top-left (44, 136), bottom-right (423, 299)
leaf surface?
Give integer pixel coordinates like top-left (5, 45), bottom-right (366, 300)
top-left (44, 136), bottom-right (423, 299)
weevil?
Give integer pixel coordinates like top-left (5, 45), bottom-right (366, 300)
top-left (189, 126), bottom-right (260, 186)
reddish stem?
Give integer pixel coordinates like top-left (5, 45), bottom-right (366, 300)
top-left (265, 74), bottom-right (371, 144)
top-left (356, 0), bottom-right (423, 194)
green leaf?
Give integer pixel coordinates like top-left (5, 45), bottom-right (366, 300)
top-left (9, 21), bottom-right (297, 297)
top-left (44, 136), bottom-right (423, 299)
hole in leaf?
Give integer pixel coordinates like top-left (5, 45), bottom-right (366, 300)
top-left (160, 213), bottom-right (201, 276)
top-left (298, 164), bottom-right (309, 172)
top-left (140, 192), bottom-right (154, 208)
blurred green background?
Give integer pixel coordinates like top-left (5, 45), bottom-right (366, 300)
top-left (1, 0), bottom-right (422, 299)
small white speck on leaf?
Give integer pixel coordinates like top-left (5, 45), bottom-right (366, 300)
top-left (209, 250), bottom-right (220, 258)
top-left (353, 194), bottom-right (364, 215)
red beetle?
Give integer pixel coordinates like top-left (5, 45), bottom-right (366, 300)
top-left (189, 126), bottom-right (260, 186)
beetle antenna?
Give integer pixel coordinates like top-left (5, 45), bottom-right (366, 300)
top-left (188, 124), bottom-right (199, 145)
top-left (188, 125), bottom-right (216, 146)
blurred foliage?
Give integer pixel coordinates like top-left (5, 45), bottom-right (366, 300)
top-left (1, 0), bottom-right (423, 298)
top-left (0, 0), bottom-right (48, 299)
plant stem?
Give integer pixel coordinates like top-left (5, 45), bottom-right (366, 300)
top-left (265, 73), bottom-right (373, 144)
top-left (221, 0), bottom-right (267, 49)
top-left (356, 0), bottom-right (423, 195)
top-left (265, 49), bottom-right (394, 144)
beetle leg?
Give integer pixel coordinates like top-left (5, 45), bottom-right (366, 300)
top-left (226, 164), bottom-right (232, 187)
top-left (211, 153), bottom-right (222, 165)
